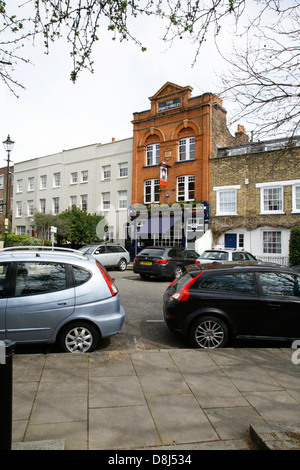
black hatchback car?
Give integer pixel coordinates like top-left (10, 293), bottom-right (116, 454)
top-left (163, 262), bottom-right (300, 349)
top-left (133, 246), bottom-right (199, 280)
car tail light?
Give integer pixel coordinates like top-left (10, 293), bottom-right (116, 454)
top-left (172, 290), bottom-right (191, 301)
top-left (154, 259), bottom-right (168, 264)
top-left (134, 257), bottom-right (139, 262)
top-left (171, 271), bottom-right (203, 302)
top-left (96, 262), bottom-right (118, 296)
top-left (194, 260), bottom-right (201, 264)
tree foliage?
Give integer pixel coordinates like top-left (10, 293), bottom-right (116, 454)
top-left (1, 1), bottom-right (299, 136)
top-left (57, 205), bottom-right (103, 247)
top-left (34, 206), bottom-right (103, 247)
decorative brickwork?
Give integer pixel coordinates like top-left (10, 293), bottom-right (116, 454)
top-left (132, 82), bottom-right (247, 205)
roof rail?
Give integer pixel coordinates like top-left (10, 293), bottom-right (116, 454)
top-left (0, 246), bottom-right (82, 254)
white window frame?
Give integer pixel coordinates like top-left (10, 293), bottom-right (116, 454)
top-left (40, 175), bottom-right (47, 190)
top-left (118, 190), bottom-right (127, 209)
top-left (255, 180), bottom-right (300, 214)
top-left (0, 198), bottom-right (3, 213)
top-left (28, 177), bottom-right (35, 191)
top-left (213, 185), bottom-right (240, 216)
top-left (119, 162), bottom-right (128, 178)
top-left (102, 165), bottom-right (111, 180)
top-left (178, 137), bottom-right (195, 161)
top-left (71, 172), bottom-right (78, 184)
top-left (81, 194), bottom-right (88, 211)
top-left (81, 170), bottom-right (88, 183)
top-left (261, 186), bottom-right (283, 214)
top-left (144, 179), bottom-right (160, 204)
top-left (16, 226), bottom-right (26, 235)
top-left (16, 201), bottom-right (22, 217)
top-left (40, 199), bottom-right (46, 214)
top-left (102, 192), bottom-right (110, 211)
top-left (17, 179), bottom-right (23, 193)
top-left (292, 185), bottom-right (300, 213)
top-left (53, 197), bottom-right (60, 215)
top-left (0, 175), bottom-right (4, 190)
top-left (70, 195), bottom-right (77, 207)
top-left (146, 144), bottom-right (160, 166)
top-left (262, 230), bottom-right (282, 254)
top-left (177, 175), bottom-right (195, 202)
top-left (53, 172), bottom-right (61, 188)
top-left (28, 200), bottom-right (34, 216)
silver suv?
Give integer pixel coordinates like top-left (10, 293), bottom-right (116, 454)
top-left (79, 244), bottom-right (130, 271)
top-left (196, 248), bottom-right (257, 264)
top-left (0, 247), bottom-right (125, 352)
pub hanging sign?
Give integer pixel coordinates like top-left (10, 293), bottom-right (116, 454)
top-left (160, 161), bottom-right (168, 186)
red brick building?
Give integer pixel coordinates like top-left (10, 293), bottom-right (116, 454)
top-left (131, 82), bottom-right (248, 248)
top-left (132, 82), bottom-right (248, 206)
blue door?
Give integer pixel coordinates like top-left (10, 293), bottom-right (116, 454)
top-left (225, 233), bottom-right (237, 249)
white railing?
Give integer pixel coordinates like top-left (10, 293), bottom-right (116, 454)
top-left (258, 255), bottom-right (289, 266)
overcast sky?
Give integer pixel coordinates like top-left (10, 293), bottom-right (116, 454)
top-left (0, 8), bottom-right (241, 165)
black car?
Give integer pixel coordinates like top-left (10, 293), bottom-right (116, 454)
top-left (163, 262), bottom-right (300, 349)
top-left (133, 246), bottom-right (199, 280)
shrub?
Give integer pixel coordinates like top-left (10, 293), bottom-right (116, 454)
top-left (0, 234), bottom-right (43, 247)
top-left (289, 226), bottom-right (300, 266)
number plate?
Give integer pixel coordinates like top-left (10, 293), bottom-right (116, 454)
top-left (141, 261), bottom-right (152, 265)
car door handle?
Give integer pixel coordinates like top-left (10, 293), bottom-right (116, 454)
top-left (57, 301), bottom-right (68, 306)
top-left (267, 303), bottom-right (280, 309)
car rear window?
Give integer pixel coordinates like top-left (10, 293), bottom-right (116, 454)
top-left (139, 249), bottom-right (165, 257)
top-left (171, 272), bottom-right (194, 291)
top-left (72, 265), bottom-right (92, 286)
top-left (201, 251), bottom-right (229, 260)
top-left (199, 272), bottom-right (256, 294)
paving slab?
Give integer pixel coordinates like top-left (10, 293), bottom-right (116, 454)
top-left (12, 439), bottom-right (65, 450)
top-left (10, 348), bottom-right (300, 451)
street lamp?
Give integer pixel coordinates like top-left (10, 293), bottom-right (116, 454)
top-left (2, 135), bottom-right (14, 247)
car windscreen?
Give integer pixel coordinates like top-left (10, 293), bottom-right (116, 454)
top-left (80, 246), bottom-right (96, 254)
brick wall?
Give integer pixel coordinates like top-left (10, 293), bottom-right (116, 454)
top-left (210, 146), bottom-right (300, 240)
top-left (132, 82), bottom-right (248, 205)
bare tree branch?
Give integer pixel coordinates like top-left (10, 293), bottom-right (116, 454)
top-left (0, 0), bottom-right (299, 138)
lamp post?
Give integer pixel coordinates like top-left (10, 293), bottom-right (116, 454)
top-left (2, 135), bottom-right (14, 247)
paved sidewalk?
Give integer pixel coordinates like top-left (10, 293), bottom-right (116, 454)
top-left (11, 347), bottom-right (300, 450)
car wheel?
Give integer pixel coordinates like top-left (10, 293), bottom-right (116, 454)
top-left (189, 316), bottom-right (228, 349)
top-left (59, 322), bottom-right (100, 353)
top-left (173, 266), bottom-right (183, 279)
top-left (118, 258), bottom-right (127, 271)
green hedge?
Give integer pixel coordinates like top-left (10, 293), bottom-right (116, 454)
top-left (0, 234), bottom-right (43, 247)
top-left (289, 226), bottom-right (300, 267)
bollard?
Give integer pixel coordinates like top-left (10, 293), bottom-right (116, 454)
top-left (0, 340), bottom-right (16, 450)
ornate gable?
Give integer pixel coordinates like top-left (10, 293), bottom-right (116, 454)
top-left (149, 82), bottom-right (193, 101)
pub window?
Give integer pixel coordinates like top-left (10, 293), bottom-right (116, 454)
top-left (146, 144), bottom-right (160, 166)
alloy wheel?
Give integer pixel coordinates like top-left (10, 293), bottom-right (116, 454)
top-left (192, 317), bottom-right (228, 349)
